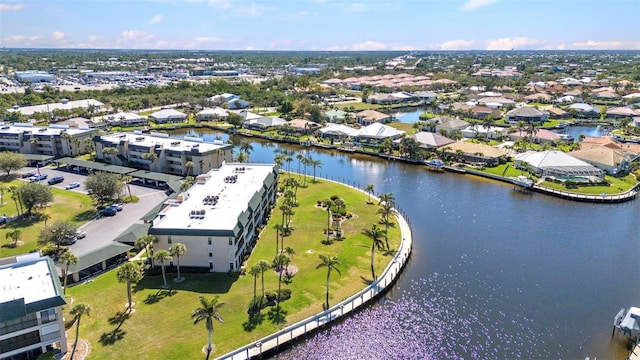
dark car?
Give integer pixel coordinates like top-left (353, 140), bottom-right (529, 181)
top-left (48, 176), bottom-right (64, 185)
top-left (99, 208), bottom-right (117, 217)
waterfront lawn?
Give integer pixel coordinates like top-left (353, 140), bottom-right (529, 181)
top-left (387, 121), bottom-right (418, 134)
top-left (64, 174), bottom-right (402, 359)
top-left (0, 180), bottom-right (96, 257)
top-left (540, 174), bottom-right (637, 194)
top-left (334, 102), bottom-right (383, 111)
top-left (481, 163), bottom-right (529, 178)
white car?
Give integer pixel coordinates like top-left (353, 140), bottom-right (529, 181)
top-left (65, 182), bottom-right (81, 190)
top-left (75, 230), bottom-right (87, 239)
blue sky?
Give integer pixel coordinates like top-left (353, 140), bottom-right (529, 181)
top-left (0, 0), bottom-right (639, 50)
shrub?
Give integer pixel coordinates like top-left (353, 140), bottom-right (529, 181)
top-left (265, 288), bottom-right (292, 303)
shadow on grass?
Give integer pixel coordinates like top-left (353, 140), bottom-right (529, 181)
top-left (242, 311), bottom-right (266, 332)
top-left (74, 210), bottom-right (98, 221)
top-left (4, 214), bottom-right (41, 229)
top-left (267, 306), bottom-right (288, 325)
top-left (99, 311), bottom-right (130, 346)
top-left (144, 288), bottom-right (176, 305)
top-left (135, 272), bottom-right (235, 295)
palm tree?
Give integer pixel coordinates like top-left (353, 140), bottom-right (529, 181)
top-left (257, 260), bottom-right (271, 299)
top-left (272, 253), bottom-right (290, 310)
top-left (102, 147), bottom-right (119, 163)
top-left (249, 264), bottom-right (261, 304)
top-left (235, 150), bottom-right (248, 163)
top-left (526, 122), bottom-right (539, 145)
top-left (362, 224), bottom-right (385, 280)
top-left (377, 202), bottom-right (394, 249)
top-left (296, 153), bottom-right (304, 177)
top-left (323, 199), bottom-right (334, 242)
top-left (316, 254), bottom-right (341, 310)
top-left (142, 152), bottom-right (158, 170)
top-left (5, 229), bottom-right (21, 248)
top-left (72, 137), bottom-right (82, 155)
top-left (154, 250), bottom-right (172, 288)
top-left (273, 223), bottom-right (284, 257)
top-left (60, 251), bottom-right (78, 295)
top-left (69, 303), bottom-right (91, 360)
top-left (365, 184), bottom-right (375, 204)
top-left (284, 155), bottom-right (293, 175)
top-left (239, 140), bottom-right (253, 162)
top-left (116, 261), bottom-right (143, 312)
top-left (122, 175), bottom-right (133, 200)
top-left (309, 157), bottom-right (322, 182)
top-left (185, 161), bottom-right (195, 177)
top-left (192, 296), bottom-right (226, 358)
top-left (378, 192), bottom-right (395, 208)
top-left (170, 243), bottom-right (187, 281)
top-left (135, 235), bottom-right (158, 266)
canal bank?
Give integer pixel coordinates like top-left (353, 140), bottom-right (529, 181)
top-left (215, 182), bottom-right (414, 360)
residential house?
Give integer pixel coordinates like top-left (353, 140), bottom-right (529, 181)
top-left (461, 125), bottom-right (509, 140)
top-left (354, 122), bottom-right (405, 145)
top-left (0, 254), bottom-right (68, 360)
top-left (408, 131), bottom-right (455, 150)
top-left (209, 93), bottom-right (250, 110)
top-left (196, 107), bottom-right (229, 121)
top-left (243, 116), bottom-right (287, 132)
top-left (605, 107), bottom-right (638, 120)
top-left (105, 112), bottom-right (148, 127)
top-left (514, 151), bottom-right (604, 179)
top-left (567, 103), bottom-right (600, 118)
top-left (317, 124), bottom-right (359, 141)
top-left (570, 146), bottom-right (636, 174)
top-left (544, 107), bottom-right (570, 119)
top-left (413, 91), bottom-right (437, 103)
top-left (324, 109), bottom-right (349, 123)
top-left (524, 93), bottom-right (554, 103)
top-left (508, 129), bottom-right (562, 144)
top-left (428, 117), bottom-right (469, 136)
top-left (149, 163), bottom-right (278, 272)
top-left (149, 109), bottom-right (187, 124)
top-left (505, 107), bottom-right (548, 123)
top-left (355, 110), bottom-right (393, 125)
top-left (286, 119), bottom-right (321, 135)
top-left (441, 141), bottom-right (506, 166)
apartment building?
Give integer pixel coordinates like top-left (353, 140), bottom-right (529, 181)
top-left (149, 163), bottom-right (278, 272)
top-left (0, 254), bottom-right (68, 360)
top-left (94, 132), bottom-right (234, 176)
top-left (0, 123), bottom-right (95, 158)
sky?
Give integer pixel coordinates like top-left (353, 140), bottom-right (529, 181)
top-left (0, 0), bottom-right (639, 51)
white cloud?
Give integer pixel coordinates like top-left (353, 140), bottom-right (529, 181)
top-left (0, 3), bottom-right (25, 11)
top-left (439, 39), bottom-right (476, 50)
top-left (148, 14), bottom-right (163, 25)
top-left (327, 41), bottom-right (415, 51)
top-left (485, 37), bottom-right (543, 50)
top-left (51, 31), bottom-right (67, 40)
top-left (460, 0), bottom-right (497, 11)
top-left (572, 40), bottom-right (640, 50)
top-left (207, 0), bottom-right (230, 8)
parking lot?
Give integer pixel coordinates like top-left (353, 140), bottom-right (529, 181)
top-left (18, 166), bottom-right (169, 257)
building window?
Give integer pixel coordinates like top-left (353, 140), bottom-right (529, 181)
top-left (209, 262), bottom-right (213, 270)
top-left (40, 309), bottom-right (56, 324)
top-left (229, 262), bottom-right (234, 271)
top-left (0, 330), bottom-right (41, 354)
top-left (168, 236), bottom-right (172, 244)
top-left (208, 237), bottom-right (212, 245)
top-left (209, 252), bottom-right (212, 258)
top-left (228, 237), bottom-right (233, 246)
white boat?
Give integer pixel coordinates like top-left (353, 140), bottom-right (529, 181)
top-left (509, 175), bottom-right (534, 188)
top-left (425, 159), bottom-right (445, 169)
top-left (614, 307), bottom-right (640, 340)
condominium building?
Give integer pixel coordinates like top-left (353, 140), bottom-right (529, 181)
top-left (0, 254), bottom-right (68, 360)
top-left (0, 123), bottom-right (96, 158)
top-left (94, 132), bottom-right (234, 176)
top-left (149, 163), bottom-right (278, 272)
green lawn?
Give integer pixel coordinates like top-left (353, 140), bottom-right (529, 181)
top-left (0, 179), bottom-right (97, 257)
top-left (334, 102), bottom-right (383, 111)
top-left (387, 121), bottom-right (418, 134)
top-left (540, 174), bottom-right (637, 194)
top-left (65, 175), bottom-right (402, 359)
top-left (480, 163), bottom-right (530, 178)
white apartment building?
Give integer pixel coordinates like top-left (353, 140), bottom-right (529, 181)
top-left (94, 132), bottom-right (234, 176)
top-left (149, 163), bottom-right (278, 272)
top-left (0, 123), bottom-right (96, 158)
top-left (0, 254), bottom-right (68, 360)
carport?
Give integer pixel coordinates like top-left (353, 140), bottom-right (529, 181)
top-left (128, 170), bottom-right (183, 188)
top-left (58, 242), bottom-right (133, 283)
top-left (54, 157), bottom-right (138, 175)
top-left (113, 223), bottom-right (152, 246)
top-left (22, 154), bottom-right (54, 166)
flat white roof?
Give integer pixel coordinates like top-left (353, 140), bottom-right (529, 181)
top-left (7, 99), bottom-right (104, 116)
top-left (0, 123), bottom-right (93, 136)
top-left (153, 163), bottom-right (275, 232)
top-left (0, 256), bottom-right (57, 305)
top-left (100, 132), bottom-right (228, 153)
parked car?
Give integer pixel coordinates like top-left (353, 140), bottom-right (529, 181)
top-left (65, 182), bottom-right (81, 190)
top-left (21, 171), bottom-right (36, 178)
top-left (0, 216), bottom-right (6, 225)
top-left (110, 203), bottom-right (124, 211)
top-left (48, 176), bottom-right (64, 185)
top-left (62, 235), bottom-right (77, 245)
top-left (29, 174), bottom-right (48, 182)
top-left (75, 230), bottom-right (87, 239)
top-left (99, 207), bottom-right (117, 216)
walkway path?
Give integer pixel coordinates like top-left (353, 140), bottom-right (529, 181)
top-left (214, 180), bottom-right (413, 360)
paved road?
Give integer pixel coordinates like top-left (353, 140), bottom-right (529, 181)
top-left (18, 166), bottom-right (169, 256)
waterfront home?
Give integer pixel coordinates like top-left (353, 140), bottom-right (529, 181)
top-left (149, 163), bottom-right (278, 272)
top-left (196, 107), bottom-right (229, 121)
top-left (566, 103), bottom-right (600, 118)
top-left (605, 107), bottom-right (639, 120)
top-left (440, 141), bottom-right (506, 166)
top-left (477, 96), bottom-right (516, 109)
top-left (287, 119), bottom-right (321, 135)
top-left (317, 124), bottom-right (359, 141)
top-left (426, 116), bottom-right (469, 136)
top-left (461, 125), bottom-right (509, 140)
top-left (324, 109), bottom-right (349, 123)
top-left (413, 91), bottom-right (438, 103)
top-left (149, 109), bottom-right (187, 124)
top-left (569, 146), bottom-right (636, 175)
top-left (354, 122), bottom-right (405, 146)
top-left (243, 116), bottom-right (287, 132)
top-left (356, 110), bottom-right (393, 125)
top-left (407, 131), bottom-right (455, 150)
top-left (544, 106), bottom-right (570, 119)
top-left (469, 106), bottom-right (502, 119)
top-left (514, 151), bottom-right (604, 180)
top-left (509, 129), bottom-right (562, 144)
top-left (505, 106), bottom-right (548, 123)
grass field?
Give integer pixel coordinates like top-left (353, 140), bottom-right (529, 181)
top-left (65, 174), bottom-right (402, 359)
top-left (540, 174), bottom-right (637, 194)
top-left (0, 178), bottom-right (97, 257)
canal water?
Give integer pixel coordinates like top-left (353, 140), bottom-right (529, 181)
top-left (174, 128), bottom-right (638, 359)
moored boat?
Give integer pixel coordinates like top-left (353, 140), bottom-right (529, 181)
top-left (509, 175), bottom-right (534, 188)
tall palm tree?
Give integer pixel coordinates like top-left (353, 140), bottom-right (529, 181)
top-left (122, 175), bottom-right (133, 200)
top-left (170, 243), bottom-right (187, 281)
top-left (5, 229), bottom-right (21, 248)
top-left (377, 202), bottom-right (394, 249)
top-left (301, 156), bottom-right (310, 186)
top-left (362, 224), bottom-right (385, 280)
top-left (316, 254), bottom-right (341, 310)
top-left (116, 261), bottom-right (143, 312)
top-left (135, 235), bottom-right (158, 266)
top-left (296, 153), bottom-right (304, 178)
top-left (309, 157), bottom-right (322, 182)
top-left (154, 250), bottom-right (172, 288)
top-left (365, 184), bottom-right (375, 204)
top-left (235, 150), bottom-right (248, 163)
top-left (257, 260), bottom-right (271, 299)
top-left (322, 199), bottom-right (334, 242)
top-left (185, 161), bottom-right (195, 177)
top-left (192, 296), bottom-right (226, 358)
top-left (69, 303), bottom-right (91, 360)
top-left (526, 122), bottom-right (539, 145)
top-left (142, 152), bottom-right (159, 170)
top-left (249, 264), bottom-right (261, 304)
top-left (273, 223), bottom-right (284, 257)
top-left (378, 192), bottom-right (395, 208)
top-left (239, 140), bottom-right (253, 162)
top-left (60, 251), bottom-right (78, 295)
top-left (284, 155), bottom-right (293, 175)
top-left (272, 253), bottom-right (290, 310)
top-left (102, 147), bottom-right (119, 163)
